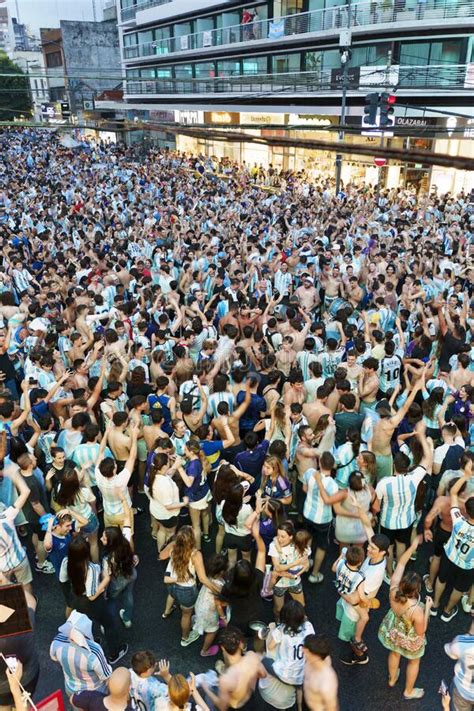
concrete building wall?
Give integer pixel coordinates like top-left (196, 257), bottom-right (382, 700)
top-left (60, 19), bottom-right (121, 112)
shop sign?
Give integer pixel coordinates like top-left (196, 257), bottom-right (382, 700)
top-left (464, 119), bottom-right (474, 139)
top-left (176, 110), bottom-right (202, 124)
top-left (395, 116), bottom-right (437, 128)
top-left (204, 111), bottom-right (240, 124)
top-left (330, 66), bottom-right (360, 88)
top-left (150, 110), bottom-right (175, 122)
top-left (288, 113), bottom-right (332, 127)
top-left (240, 112), bottom-right (285, 125)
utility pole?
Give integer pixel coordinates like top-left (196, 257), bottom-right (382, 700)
top-left (335, 0), bottom-right (352, 196)
top-left (376, 50), bottom-right (393, 194)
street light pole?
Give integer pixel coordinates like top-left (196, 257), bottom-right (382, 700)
top-left (335, 0), bottom-right (352, 196)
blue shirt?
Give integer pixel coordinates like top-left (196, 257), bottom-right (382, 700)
top-left (234, 440), bottom-right (269, 494)
top-left (184, 458), bottom-right (209, 502)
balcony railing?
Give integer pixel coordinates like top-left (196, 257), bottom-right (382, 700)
top-left (122, 0), bottom-right (473, 58)
top-left (121, 0), bottom-right (171, 22)
top-left (125, 63), bottom-right (471, 95)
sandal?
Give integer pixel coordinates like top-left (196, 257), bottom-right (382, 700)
top-left (388, 669), bottom-right (400, 687)
top-left (404, 688), bottom-right (424, 700)
top-left (162, 604), bottom-right (176, 619)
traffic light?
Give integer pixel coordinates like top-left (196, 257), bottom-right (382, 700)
top-left (363, 92), bottom-right (379, 126)
top-left (379, 93), bottom-right (396, 127)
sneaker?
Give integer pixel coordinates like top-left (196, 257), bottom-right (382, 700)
top-left (383, 572), bottom-right (391, 585)
top-left (181, 630), bottom-right (200, 647)
top-left (351, 639), bottom-right (368, 654)
top-left (119, 609), bottom-right (132, 629)
top-left (308, 573), bottom-right (324, 584)
top-left (461, 595), bottom-right (472, 614)
top-left (441, 606), bottom-right (458, 623)
top-left (340, 650), bottom-right (369, 666)
top-left (423, 574), bottom-right (433, 594)
top-left (35, 560), bottom-right (55, 574)
top-left (201, 645), bottom-right (220, 657)
top-left (429, 607), bottom-right (438, 617)
top-left (108, 644), bottom-right (129, 665)
top-left (202, 534), bottom-right (211, 543)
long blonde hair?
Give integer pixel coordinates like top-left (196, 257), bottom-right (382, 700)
top-left (170, 526), bottom-right (196, 582)
top-left (186, 438), bottom-right (211, 475)
top-left (264, 455), bottom-right (286, 481)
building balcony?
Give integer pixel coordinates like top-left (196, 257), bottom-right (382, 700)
top-left (121, 0), bottom-right (171, 23)
top-left (122, 0), bottom-right (474, 61)
top-left (125, 63), bottom-right (471, 99)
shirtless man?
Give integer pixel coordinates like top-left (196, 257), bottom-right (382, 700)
top-left (212, 380), bottom-right (251, 447)
top-left (143, 408), bottom-right (167, 450)
top-left (321, 265), bottom-right (342, 311)
top-left (283, 371), bottom-right (306, 408)
top-left (108, 412), bottom-right (133, 471)
top-left (275, 336), bottom-right (297, 377)
top-left (345, 350), bottom-right (363, 391)
top-left (370, 377), bottom-right (423, 481)
top-left (358, 357), bottom-right (380, 416)
top-left (303, 385), bottom-right (331, 430)
top-left (200, 627), bottom-right (266, 710)
top-left (303, 635), bottom-right (339, 711)
top-left (345, 277), bottom-right (363, 309)
top-left (295, 275), bottom-right (320, 312)
top-left (295, 425), bottom-right (320, 513)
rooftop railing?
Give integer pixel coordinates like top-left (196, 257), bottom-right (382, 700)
top-left (123, 0), bottom-right (473, 58)
top-left (125, 63), bottom-right (471, 96)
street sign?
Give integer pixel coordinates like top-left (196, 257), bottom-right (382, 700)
top-left (374, 157), bottom-right (387, 166)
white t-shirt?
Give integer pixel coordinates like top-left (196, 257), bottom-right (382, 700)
top-left (342, 557), bottom-right (386, 622)
top-left (433, 437), bottom-right (465, 467)
top-left (223, 503), bottom-right (253, 537)
top-left (95, 466), bottom-right (132, 517)
top-left (149, 475), bottom-right (180, 521)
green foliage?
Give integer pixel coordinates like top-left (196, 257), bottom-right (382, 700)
top-left (0, 52), bottom-right (33, 120)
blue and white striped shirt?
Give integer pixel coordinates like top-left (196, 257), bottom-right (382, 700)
top-left (50, 633), bottom-right (111, 696)
top-left (335, 442), bottom-right (358, 489)
top-left (296, 351), bottom-right (318, 382)
top-left (303, 469), bottom-right (338, 524)
top-left (444, 634), bottom-right (474, 702)
top-left (444, 507), bottom-right (474, 571)
top-left (375, 466), bottom-right (426, 529)
top-left (0, 506), bottom-right (27, 571)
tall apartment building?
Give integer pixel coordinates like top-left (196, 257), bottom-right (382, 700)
top-left (111, 0), bottom-right (474, 191)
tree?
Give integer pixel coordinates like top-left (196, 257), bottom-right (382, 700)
top-left (0, 52), bottom-right (32, 121)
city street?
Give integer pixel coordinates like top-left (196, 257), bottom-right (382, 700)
top-left (32, 497), bottom-right (469, 711)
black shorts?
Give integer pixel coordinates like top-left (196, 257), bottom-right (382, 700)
top-left (433, 526), bottom-right (451, 557)
top-left (224, 532), bottom-right (253, 552)
top-left (29, 521), bottom-right (46, 541)
top-left (156, 516), bottom-right (178, 529)
top-left (438, 552), bottom-right (473, 593)
top-left (304, 519), bottom-right (331, 551)
top-left (380, 523), bottom-right (413, 547)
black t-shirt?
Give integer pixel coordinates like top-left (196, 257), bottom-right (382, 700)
top-left (439, 332), bottom-right (463, 369)
top-left (220, 568), bottom-right (267, 635)
top-left (0, 352), bottom-right (16, 380)
top-left (126, 382), bottom-right (154, 398)
top-left (21, 473), bottom-right (47, 523)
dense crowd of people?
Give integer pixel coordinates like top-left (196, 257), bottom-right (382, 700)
top-left (0, 128), bottom-right (473, 711)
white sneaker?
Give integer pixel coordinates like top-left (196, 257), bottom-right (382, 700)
top-left (35, 560), bottom-right (55, 574)
top-left (119, 609), bottom-right (132, 628)
top-left (461, 595), bottom-right (472, 614)
top-left (308, 573), bottom-right (324, 584)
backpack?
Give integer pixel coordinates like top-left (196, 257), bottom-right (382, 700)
top-left (439, 444), bottom-right (464, 475)
top-left (181, 385), bottom-right (199, 411)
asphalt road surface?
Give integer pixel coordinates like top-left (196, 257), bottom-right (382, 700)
top-left (31, 496), bottom-right (469, 710)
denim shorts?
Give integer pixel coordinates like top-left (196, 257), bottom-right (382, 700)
top-left (81, 513), bottom-right (99, 535)
top-left (167, 583), bottom-right (198, 609)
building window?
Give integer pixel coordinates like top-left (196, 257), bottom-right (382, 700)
top-left (49, 86), bottom-right (65, 100)
top-left (217, 60), bottom-right (241, 77)
top-left (242, 56), bottom-right (268, 74)
top-left (46, 51), bottom-right (62, 68)
top-left (272, 53), bottom-right (301, 73)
